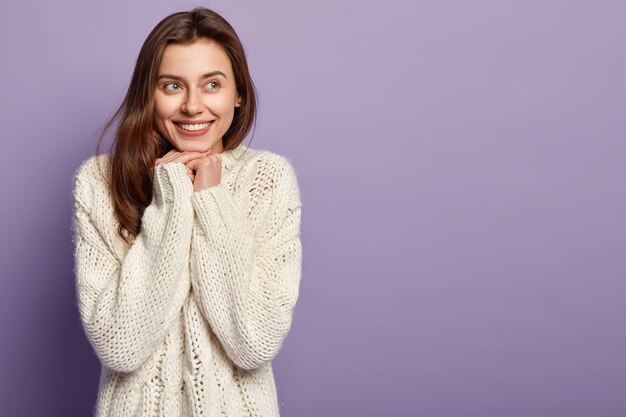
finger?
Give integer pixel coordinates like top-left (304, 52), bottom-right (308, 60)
top-left (188, 150), bottom-right (213, 164)
top-left (155, 149), bottom-right (180, 165)
top-left (186, 158), bottom-right (200, 170)
top-left (161, 150), bottom-right (183, 164)
top-left (186, 156), bottom-right (214, 170)
top-left (170, 151), bottom-right (213, 165)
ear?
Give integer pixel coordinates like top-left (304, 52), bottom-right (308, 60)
top-left (235, 94), bottom-right (242, 108)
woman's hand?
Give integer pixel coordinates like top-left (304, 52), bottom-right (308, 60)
top-left (186, 151), bottom-right (222, 192)
top-left (155, 149), bottom-right (212, 182)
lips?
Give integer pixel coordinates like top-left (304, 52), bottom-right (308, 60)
top-left (174, 121), bottom-right (213, 131)
top-left (173, 120), bottom-right (213, 136)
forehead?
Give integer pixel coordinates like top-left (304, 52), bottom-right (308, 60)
top-left (159, 38), bottom-right (233, 76)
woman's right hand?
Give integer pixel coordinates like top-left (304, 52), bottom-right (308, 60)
top-left (155, 149), bottom-right (212, 182)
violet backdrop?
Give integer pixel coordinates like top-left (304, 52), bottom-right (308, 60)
top-left (0, 0), bottom-right (624, 416)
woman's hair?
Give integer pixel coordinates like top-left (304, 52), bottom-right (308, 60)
top-left (96, 7), bottom-right (257, 244)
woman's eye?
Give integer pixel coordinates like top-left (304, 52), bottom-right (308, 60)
top-left (205, 81), bottom-right (220, 89)
top-left (163, 82), bottom-right (181, 91)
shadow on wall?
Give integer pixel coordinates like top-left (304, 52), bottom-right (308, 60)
top-left (46, 224), bottom-right (101, 416)
top-left (6, 152), bottom-right (103, 416)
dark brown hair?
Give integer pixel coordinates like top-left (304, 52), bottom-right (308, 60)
top-left (96, 7), bottom-right (257, 244)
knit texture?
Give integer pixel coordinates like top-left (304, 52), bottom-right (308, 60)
top-left (72, 144), bottom-right (302, 417)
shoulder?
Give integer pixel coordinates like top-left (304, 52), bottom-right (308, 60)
top-left (74, 154), bottom-right (110, 180)
top-left (238, 147), bottom-right (300, 198)
top-left (73, 154), bottom-right (111, 213)
top-left (228, 146), bottom-right (301, 209)
top-left (236, 147), bottom-right (299, 186)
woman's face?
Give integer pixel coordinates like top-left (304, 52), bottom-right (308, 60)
top-left (153, 38), bottom-right (242, 154)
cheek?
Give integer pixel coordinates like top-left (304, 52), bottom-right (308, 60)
top-left (153, 95), bottom-right (177, 122)
top-left (214, 98), bottom-right (237, 120)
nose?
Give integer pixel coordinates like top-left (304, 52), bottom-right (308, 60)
top-left (181, 90), bottom-right (202, 115)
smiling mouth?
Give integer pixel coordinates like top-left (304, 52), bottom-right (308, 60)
top-left (174, 121), bottom-right (213, 132)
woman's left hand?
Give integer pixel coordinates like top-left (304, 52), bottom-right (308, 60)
top-left (186, 149), bottom-right (222, 192)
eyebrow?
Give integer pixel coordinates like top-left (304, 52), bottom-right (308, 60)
top-left (158, 71), bottom-right (228, 81)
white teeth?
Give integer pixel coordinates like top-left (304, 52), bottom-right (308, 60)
top-left (178, 122), bottom-right (211, 131)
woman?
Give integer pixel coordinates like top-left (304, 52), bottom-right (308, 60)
top-left (72, 7), bottom-right (302, 417)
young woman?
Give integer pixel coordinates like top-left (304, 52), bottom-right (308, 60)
top-left (72, 8), bottom-right (302, 417)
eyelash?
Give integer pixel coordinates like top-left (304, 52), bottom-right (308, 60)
top-left (162, 81), bottom-right (220, 91)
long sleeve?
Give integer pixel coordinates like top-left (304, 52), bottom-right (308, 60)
top-left (189, 155), bottom-right (302, 370)
top-left (72, 158), bottom-right (194, 373)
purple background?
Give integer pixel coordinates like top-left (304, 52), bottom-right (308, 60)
top-left (1, 1), bottom-right (625, 416)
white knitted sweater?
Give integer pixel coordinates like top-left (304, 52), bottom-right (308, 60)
top-left (72, 144), bottom-right (302, 417)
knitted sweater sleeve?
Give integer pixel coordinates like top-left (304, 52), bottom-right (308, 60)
top-left (189, 154), bottom-right (302, 370)
top-left (72, 158), bottom-right (194, 373)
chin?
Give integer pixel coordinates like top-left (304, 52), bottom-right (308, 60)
top-left (172, 140), bottom-right (212, 153)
